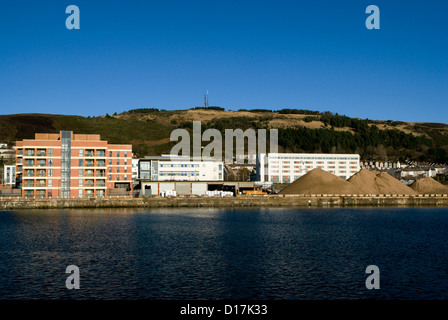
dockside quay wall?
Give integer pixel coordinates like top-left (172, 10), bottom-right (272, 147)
top-left (1, 194), bottom-right (448, 210)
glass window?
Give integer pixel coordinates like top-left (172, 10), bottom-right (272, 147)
top-left (109, 175), bottom-right (112, 180)
top-left (79, 159), bottom-right (83, 166)
top-left (48, 179), bottom-right (52, 187)
top-left (117, 151), bottom-right (120, 157)
top-left (140, 162), bottom-right (150, 171)
top-left (79, 190), bottom-right (83, 198)
top-left (79, 169), bottom-right (83, 177)
top-left (48, 148), bottom-right (53, 157)
top-left (79, 149), bottom-right (83, 157)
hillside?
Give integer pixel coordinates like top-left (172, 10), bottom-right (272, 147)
top-left (1, 108), bottom-right (447, 162)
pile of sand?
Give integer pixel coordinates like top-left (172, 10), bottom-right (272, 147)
top-left (347, 169), bottom-right (417, 195)
top-left (410, 177), bottom-right (448, 194)
top-left (279, 168), bottom-right (359, 195)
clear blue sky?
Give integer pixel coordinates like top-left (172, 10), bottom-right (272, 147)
top-left (0, 0), bottom-right (447, 122)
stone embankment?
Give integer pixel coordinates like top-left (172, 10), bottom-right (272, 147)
top-left (1, 194), bottom-right (448, 210)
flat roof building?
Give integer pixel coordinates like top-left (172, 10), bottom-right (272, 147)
top-left (15, 131), bottom-right (133, 198)
top-left (256, 153), bottom-right (360, 183)
top-left (138, 155), bottom-right (224, 182)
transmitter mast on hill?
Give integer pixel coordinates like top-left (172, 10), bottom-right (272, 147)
top-left (203, 90), bottom-right (209, 108)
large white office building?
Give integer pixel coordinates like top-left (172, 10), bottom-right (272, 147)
top-left (138, 155), bottom-right (224, 182)
top-left (256, 153), bottom-right (360, 183)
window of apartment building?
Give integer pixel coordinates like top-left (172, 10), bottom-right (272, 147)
top-left (48, 169), bottom-right (53, 177)
top-left (109, 159), bottom-right (112, 165)
top-left (124, 151), bottom-right (127, 157)
top-left (48, 148), bottom-right (53, 157)
top-left (109, 174), bottom-right (112, 180)
top-left (109, 167), bottom-right (112, 173)
top-left (124, 167), bottom-right (127, 173)
top-left (79, 190), bottom-right (83, 198)
top-left (79, 149), bottom-right (83, 157)
top-left (116, 159), bottom-right (120, 165)
top-left (124, 159), bottom-right (127, 165)
top-left (116, 175), bottom-right (120, 181)
top-left (116, 167), bottom-right (120, 173)
top-left (48, 179), bottom-right (52, 187)
top-left (124, 175), bottom-right (127, 180)
top-left (79, 169), bottom-right (83, 177)
top-left (79, 159), bottom-right (83, 167)
top-left (48, 159), bottom-right (53, 167)
top-left (116, 151), bottom-right (120, 157)
top-left (79, 179), bottom-right (83, 187)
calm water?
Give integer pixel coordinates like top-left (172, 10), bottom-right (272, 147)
top-left (0, 207), bottom-right (447, 300)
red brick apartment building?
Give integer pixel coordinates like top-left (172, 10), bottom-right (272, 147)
top-left (15, 131), bottom-right (132, 198)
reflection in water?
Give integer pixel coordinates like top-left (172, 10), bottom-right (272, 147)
top-left (0, 207), bottom-right (448, 299)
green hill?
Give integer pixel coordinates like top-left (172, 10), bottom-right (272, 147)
top-left (1, 108), bottom-right (447, 163)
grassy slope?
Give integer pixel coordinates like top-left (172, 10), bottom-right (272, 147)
top-left (1, 109), bottom-right (447, 160)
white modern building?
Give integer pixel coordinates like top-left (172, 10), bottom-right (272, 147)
top-left (131, 159), bottom-right (139, 181)
top-left (256, 153), bottom-right (360, 183)
top-left (138, 155), bottom-right (224, 182)
top-left (3, 165), bottom-right (16, 186)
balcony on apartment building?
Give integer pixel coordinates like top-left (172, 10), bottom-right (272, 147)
top-left (85, 161), bottom-right (95, 167)
top-left (37, 150), bottom-right (46, 157)
top-left (85, 180), bottom-right (95, 187)
top-left (85, 170), bottom-right (95, 177)
top-left (37, 180), bottom-right (46, 187)
top-left (97, 160), bottom-right (106, 167)
top-left (85, 150), bottom-right (95, 157)
top-left (96, 150), bottom-right (106, 157)
top-left (96, 170), bottom-right (106, 177)
top-left (25, 160), bottom-right (34, 167)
